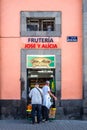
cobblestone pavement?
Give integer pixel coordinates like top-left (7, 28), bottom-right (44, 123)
top-left (0, 119), bottom-right (87, 130)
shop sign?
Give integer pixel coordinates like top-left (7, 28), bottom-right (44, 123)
top-left (25, 43), bottom-right (58, 49)
top-left (27, 37), bottom-right (54, 43)
top-left (21, 37), bottom-right (60, 49)
top-left (26, 55), bottom-right (55, 68)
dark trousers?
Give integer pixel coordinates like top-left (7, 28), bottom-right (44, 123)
top-left (31, 104), bottom-right (42, 123)
top-left (42, 106), bottom-right (49, 121)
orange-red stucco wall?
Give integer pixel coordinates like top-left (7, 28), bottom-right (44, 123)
top-left (0, 0), bottom-right (82, 99)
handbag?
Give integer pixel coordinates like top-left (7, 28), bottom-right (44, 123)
top-left (46, 95), bottom-right (53, 109)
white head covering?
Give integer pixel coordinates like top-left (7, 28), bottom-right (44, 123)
top-left (46, 81), bottom-right (50, 84)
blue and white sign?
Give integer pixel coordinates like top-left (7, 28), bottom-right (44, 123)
top-left (67, 36), bottom-right (78, 42)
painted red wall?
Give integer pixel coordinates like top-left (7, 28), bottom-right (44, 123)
top-left (0, 0), bottom-right (82, 99)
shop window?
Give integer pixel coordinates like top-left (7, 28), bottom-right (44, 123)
top-left (20, 11), bottom-right (61, 37)
top-left (43, 19), bottom-right (54, 31)
top-left (26, 18), bottom-right (55, 31)
top-left (26, 18), bottom-right (39, 31)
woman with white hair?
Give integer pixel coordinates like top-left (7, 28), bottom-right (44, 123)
top-left (42, 81), bottom-right (57, 121)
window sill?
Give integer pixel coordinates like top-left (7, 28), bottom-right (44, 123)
top-left (21, 31), bottom-right (61, 37)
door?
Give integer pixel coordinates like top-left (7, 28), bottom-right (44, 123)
top-left (21, 49), bottom-right (61, 106)
top-left (27, 68), bottom-right (56, 105)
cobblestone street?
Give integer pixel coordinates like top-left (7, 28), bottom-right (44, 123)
top-left (0, 120), bottom-right (87, 130)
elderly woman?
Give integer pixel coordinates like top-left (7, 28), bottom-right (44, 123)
top-left (42, 81), bottom-right (57, 121)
